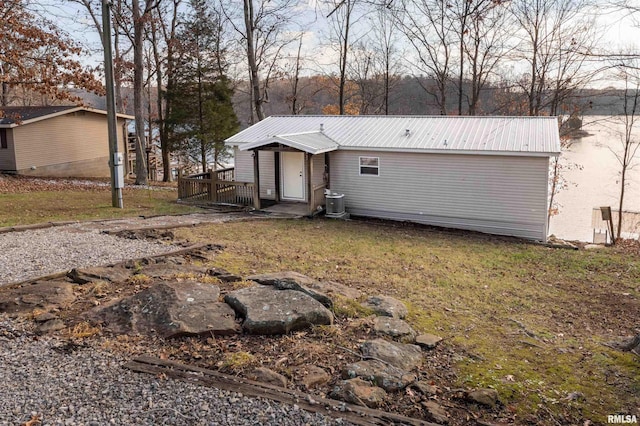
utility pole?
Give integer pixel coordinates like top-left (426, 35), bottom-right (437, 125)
top-left (102, 0), bottom-right (124, 208)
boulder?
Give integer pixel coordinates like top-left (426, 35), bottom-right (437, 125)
top-left (248, 367), bottom-right (288, 388)
top-left (246, 271), bottom-right (333, 308)
top-left (415, 333), bottom-right (444, 349)
top-left (67, 266), bottom-right (131, 284)
top-left (138, 264), bottom-right (210, 280)
top-left (361, 339), bottom-right (423, 371)
top-left (0, 281), bottom-right (76, 314)
top-left (342, 360), bottom-right (415, 392)
top-left (330, 378), bottom-right (387, 408)
top-left (34, 312), bottom-right (58, 323)
top-left (467, 388), bottom-right (499, 408)
top-left (297, 365), bottom-right (331, 389)
top-left (91, 281), bottom-right (240, 338)
top-left (224, 285), bottom-right (333, 335)
top-left (373, 316), bottom-right (417, 343)
top-left (207, 267), bottom-right (242, 283)
top-left (36, 319), bottom-right (66, 334)
top-left (422, 401), bottom-right (448, 424)
top-left (412, 380), bottom-right (438, 396)
top-left (361, 295), bottom-right (408, 319)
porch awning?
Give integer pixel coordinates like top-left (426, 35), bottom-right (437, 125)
top-left (238, 131), bottom-right (339, 155)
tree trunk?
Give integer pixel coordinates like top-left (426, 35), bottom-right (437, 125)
top-left (243, 0), bottom-right (264, 122)
top-left (338, 0), bottom-right (351, 116)
top-left (291, 34), bottom-right (303, 115)
top-left (617, 158), bottom-right (627, 240)
top-left (132, 0), bottom-right (148, 185)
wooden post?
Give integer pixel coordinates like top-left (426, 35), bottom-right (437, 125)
top-left (274, 152), bottom-right (281, 203)
top-left (306, 153), bottom-right (313, 215)
top-left (253, 150), bottom-right (261, 210)
top-left (209, 169), bottom-right (218, 202)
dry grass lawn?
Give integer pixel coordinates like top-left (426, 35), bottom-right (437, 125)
top-left (175, 218), bottom-right (640, 425)
top-left (0, 176), bottom-right (200, 227)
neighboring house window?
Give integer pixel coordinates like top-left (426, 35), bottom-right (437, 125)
top-left (0, 129), bottom-right (7, 149)
top-left (359, 156), bottom-right (379, 176)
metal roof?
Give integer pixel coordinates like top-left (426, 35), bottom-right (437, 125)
top-left (0, 106), bottom-right (134, 127)
top-left (226, 115), bottom-right (561, 157)
top-left (240, 131), bottom-right (339, 155)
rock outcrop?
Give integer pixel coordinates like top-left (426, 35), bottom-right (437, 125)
top-left (224, 285), bottom-right (334, 335)
top-left (372, 316), bottom-right (417, 343)
top-left (330, 378), bottom-right (387, 408)
top-left (0, 281), bottom-right (76, 314)
top-left (91, 281), bottom-right (240, 338)
top-left (360, 339), bottom-right (423, 371)
top-left (342, 360), bottom-right (416, 392)
top-left (361, 295), bottom-right (408, 319)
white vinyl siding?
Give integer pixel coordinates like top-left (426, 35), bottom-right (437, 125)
top-left (329, 150), bottom-right (549, 240)
top-left (232, 147), bottom-right (276, 200)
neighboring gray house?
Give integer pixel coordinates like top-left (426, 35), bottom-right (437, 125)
top-left (224, 115), bottom-right (561, 241)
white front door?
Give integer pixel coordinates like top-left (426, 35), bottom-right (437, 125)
top-left (281, 151), bottom-right (305, 201)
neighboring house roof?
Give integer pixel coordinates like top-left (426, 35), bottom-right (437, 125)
top-left (0, 106), bottom-right (134, 127)
top-left (240, 131), bottom-right (339, 155)
top-left (226, 115), bottom-right (562, 157)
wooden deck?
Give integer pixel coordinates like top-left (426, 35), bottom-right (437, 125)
top-left (177, 168), bottom-right (254, 206)
top-left (178, 167), bottom-right (326, 216)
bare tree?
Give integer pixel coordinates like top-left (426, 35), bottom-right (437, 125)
top-left (349, 5), bottom-right (402, 115)
top-left (394, 0), bottom-right (453, 115)
top-left (612, 65), bottom-right (640, 240)
top-left (511, 0), bottom-right (596, 116)
top-left (446, 0), bottom-right (500, 115)
top-left (322, 0), bottom-right (362, 115)
top-left (462, 1), bottom-right (511, 115)
top-left (221, 0), bottom-right (300, 123)
top-left (148, 0), bottom-right (181, 181)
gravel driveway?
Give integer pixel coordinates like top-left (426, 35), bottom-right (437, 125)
top-left (0, 213), bottom-right (348, 425)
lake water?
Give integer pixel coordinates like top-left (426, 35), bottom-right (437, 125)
top-left (548, 116), bottom-right (640, 242)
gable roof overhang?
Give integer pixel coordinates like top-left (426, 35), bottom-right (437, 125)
top-left (0, 106), bottom-right (135, 128)
top-left (238, 131), bottom-right (339, 155)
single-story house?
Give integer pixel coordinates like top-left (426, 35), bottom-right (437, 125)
top-left (0, 106), bottom-right (133, 177)
top-left (224, 115), bottom-right (561, 241)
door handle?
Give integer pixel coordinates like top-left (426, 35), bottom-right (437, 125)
top-left (299, 172), bottom-right (302, 177)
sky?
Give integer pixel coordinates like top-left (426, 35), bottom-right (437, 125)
top-left (42, 0), bottom-right (640, 87)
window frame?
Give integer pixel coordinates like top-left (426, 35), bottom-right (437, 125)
top-left (359, 156), bottom-right (380, 176)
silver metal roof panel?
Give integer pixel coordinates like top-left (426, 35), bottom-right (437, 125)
top-left (226, 115), bottom-right (561, 156)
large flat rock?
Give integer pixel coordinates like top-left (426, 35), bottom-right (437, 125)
top-left (0, 281), bottom-right (76, 314)
top-left (91, 281), bottom-right (240, 338)
top-left (67, 266), bottom-right (131, 284)
top-left (361, 339), bottom-right (423, 371)
top-left (361, 295), bottom-right (408, 319)
top-left (372, 316), bottom-right (417, 343)
top-left (342, 359), bottom-right (416, 392)
top-left (224, 285), bottom-right (334, 335)
top-left (246, 271), bottom-right (363, 307)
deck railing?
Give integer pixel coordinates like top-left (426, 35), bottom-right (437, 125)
top-left (177, 168), bottom-right (254, 206)
top-left (310, 184), bottom-right (327, 214)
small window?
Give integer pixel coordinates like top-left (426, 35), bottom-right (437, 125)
top-left (359, 156), bottom-right (379, 176)
top-left (0, 129), bottom-right (7, 149)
